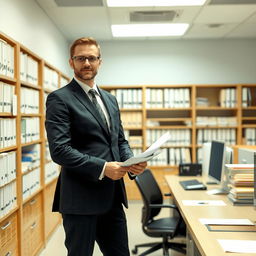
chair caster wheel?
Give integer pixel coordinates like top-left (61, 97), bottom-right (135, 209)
top-left (132, 248), bottom-right (138, 254)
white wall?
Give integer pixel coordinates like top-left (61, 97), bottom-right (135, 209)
top-left (98, 39), bottom-right (256, 85)
top-left (0, 0), bottom-right (71, 76)
top-left (1, 0), bottom-right (255, 85)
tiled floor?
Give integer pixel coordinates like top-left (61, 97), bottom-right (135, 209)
top-left (39, 201), bottom-right (185, 256)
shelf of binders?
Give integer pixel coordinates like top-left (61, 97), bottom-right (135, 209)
top-left (241, 84), bottom-right (256, 145)
top-left (0, 32), bottom-right (19, 256)
top-left (101, 83), bottom-right (256, 199)
top-left (0, 31), bottom-right (70, 256)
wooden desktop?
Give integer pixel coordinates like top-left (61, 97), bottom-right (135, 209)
top-left (165, 175), bottom-right (256, 256)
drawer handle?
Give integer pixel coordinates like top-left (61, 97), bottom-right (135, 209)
top-left (5, 251), bottom-right (12, 256)
top-left (30, 199), bottom-right (37, 205)
top-left (1, 221), bottom-right (11, 230)
top-left (30, 221), bottom-right (37, 229)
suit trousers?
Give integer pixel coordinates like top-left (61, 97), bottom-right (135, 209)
top-left (62, 202), bottom-right (130, 256)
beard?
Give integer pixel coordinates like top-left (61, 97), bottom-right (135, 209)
top-left (74, 68), bottom-right (98, 82)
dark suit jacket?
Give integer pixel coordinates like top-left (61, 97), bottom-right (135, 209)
top-left (45, 79), bottom-right (133, 215)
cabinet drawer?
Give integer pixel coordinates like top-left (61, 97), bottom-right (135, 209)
top-left (0, 239), bottom-right (18, 256)
top-left (23, 192), bottom-right (42, 229)
top-left (45, 181), bottom-right (60, 237)
top-left (0, 213), bottom-right (17, 250)
top-left (23, 215), bottom-right (43, 256)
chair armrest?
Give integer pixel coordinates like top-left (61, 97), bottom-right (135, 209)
top-left (148, 204), bottom-right (177, 210)
top-left (148, 204), bottom-right (182, 218)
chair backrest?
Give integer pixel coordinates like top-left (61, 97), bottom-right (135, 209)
top-left (135, 169), bottom-right (163, 223)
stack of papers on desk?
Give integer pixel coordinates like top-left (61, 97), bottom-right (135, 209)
top-left (199, 218), bottom-right (254, 225)
top-left (225, 164), bottom-right (254, 205)
top-left (218, 240), bottom-right (256, 253)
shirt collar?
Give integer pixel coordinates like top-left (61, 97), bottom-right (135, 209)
top-left (74, 77), bottom-right (100, 95)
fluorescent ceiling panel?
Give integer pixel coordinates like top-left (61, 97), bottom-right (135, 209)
top-left (111, 24), bottom-right (189, 37)
top-left (55, 0), bottom-right (103, 6)
top-left (107, 0), bottom-right (207, 7)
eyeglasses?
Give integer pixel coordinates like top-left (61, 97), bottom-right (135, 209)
top-left (72, 55), bottom-right (100, 63)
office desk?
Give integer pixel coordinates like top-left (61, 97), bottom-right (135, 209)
top-left (165, 175), bottom-right (256, 256)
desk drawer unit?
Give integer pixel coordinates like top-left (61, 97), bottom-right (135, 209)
top-left (22, 193), bottom-right (43, 256)
top-left (45, 181), bottom-right (60, 238)
top-left (0, 212), bottom-right (18, 256)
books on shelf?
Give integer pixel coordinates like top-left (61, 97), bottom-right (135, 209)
top-left (244, 128), bottom-right (256, 145)
top-left (146, 88), bottom-right (190, 108)
top-left (197, 128), bottom-right (236, 145)
top-left (219, 88), bottom-right (237, 107)
top-left (0, 151), bottom-right (16, 187)
top-left (0, 82), bottom-right (16, 114)
top-left (21, 117), bottom-right (40, 144)
top-left (45, 161), bottom-right (59, 184)
top-left (120, 112), bottom-right (142, 128)
top-left (196, 116), bottom-right (237, 126)
top-left (148, 147), bottom-right (191, 166)
top-left (242, 87), bottom-right (252, 107)
top-left (196, 97), bottom-right (209, 107)
top-left (20, 51), bottom-right (38, 85)
top-left (146, 129), bottom-right (191, 147)
top-left (110, 89), bottom-right (142, 109)
top-left (0, 118), bottom-right (16, 149)
top-left (0, 39), bottom-right (14, 78)
top-left (44, 66), bottom-right (58, 91)
top-left (0, 181), bottom-right (17, 218)
top-left (22, 168), bottom-right (40, 200)
top-left (21, 87), bottom-right (39, 114)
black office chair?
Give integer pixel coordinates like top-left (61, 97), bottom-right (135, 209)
top-left (132, 169), bottom-right (186, 256)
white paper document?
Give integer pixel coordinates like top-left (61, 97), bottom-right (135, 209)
top-left (218, 239), bottom-right (256, 253)
top-left (199, 218), bottom-right (254, 225)
top-left (121, 132), bottom-right (170, 167)
top-left (182, 200), bottom-right (226, 206)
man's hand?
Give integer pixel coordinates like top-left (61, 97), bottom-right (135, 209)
top-left (128, 161), bottom-right (147, 175)
top-left (104, 162), bottom-right (130, 180)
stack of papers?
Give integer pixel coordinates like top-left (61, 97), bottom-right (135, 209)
top-left (121, 132), bottom-right (170, 167)
top-left (225, 164), bottom-right (254, 205)
top-left (218, 240), bottom-right (256, 253)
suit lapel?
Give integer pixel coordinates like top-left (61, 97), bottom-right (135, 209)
top-left (70, 80), bottom-right (110, 136)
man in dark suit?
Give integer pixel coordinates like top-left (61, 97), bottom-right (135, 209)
top-left (45, 37), bottom-right (147, 256)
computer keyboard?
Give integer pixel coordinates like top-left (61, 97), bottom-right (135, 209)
top-left (179, 179), bottom-right (207, 190)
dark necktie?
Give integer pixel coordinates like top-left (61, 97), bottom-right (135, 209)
top-left (88, 89), bottom-right (109, 131)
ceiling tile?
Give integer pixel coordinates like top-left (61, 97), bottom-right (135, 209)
top-left (227, 23), bottom-right (256, 37)
top-left (245, 12), bottom-right (256, 23)
top-left (194, 5), bottom-right (256, 23)
top-left (184, 23), bottom-right (238, 38)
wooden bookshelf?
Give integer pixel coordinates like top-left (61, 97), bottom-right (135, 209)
top-left (102, 84), bottom-right (256, 200)
top-left (0, 32), bottom-right (70, 256)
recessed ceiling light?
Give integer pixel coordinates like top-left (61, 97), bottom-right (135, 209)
top-left (107, 0), bottom-right (207, 7)
top-left (111, 24), bottom-right (189, 37)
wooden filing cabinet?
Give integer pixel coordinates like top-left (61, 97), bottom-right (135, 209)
top-left (0, 212), bottom-right (18, 256)
top-left (22, 193), bottom-right (43, 256)
top-left (44, 181), bottom-right (61, 239)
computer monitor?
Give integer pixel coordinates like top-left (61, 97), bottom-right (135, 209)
top-left (208, 141), bottom-right (225, 184)
top-left (238, 148), bottom-right (255, 164)
top-left (207, 141), bottom-right (233, 195)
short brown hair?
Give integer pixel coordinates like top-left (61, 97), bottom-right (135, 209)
top-left (69, 37), bottom-right (101, 58)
